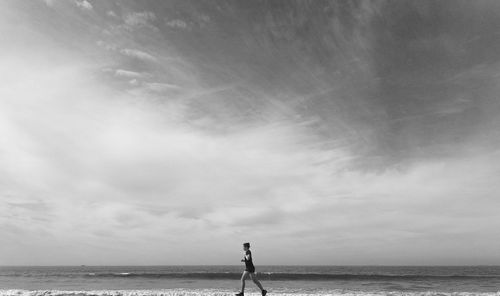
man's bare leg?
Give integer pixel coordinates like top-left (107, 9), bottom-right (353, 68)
top-left (250, 273), bottom-right (265, 291)
top-left (240, 271), bottom-right (250, 294)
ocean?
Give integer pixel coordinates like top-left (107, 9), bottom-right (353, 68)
top-left (1, 266), bottom-right (500, 296)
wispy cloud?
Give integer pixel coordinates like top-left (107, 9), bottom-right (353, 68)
top-left (120, 48), bottom-right (156, 62)
top-left (114, 69), bottom-right (149, 79)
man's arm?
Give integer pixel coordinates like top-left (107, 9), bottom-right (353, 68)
top-left (241, 251), bottom-right (251, 262)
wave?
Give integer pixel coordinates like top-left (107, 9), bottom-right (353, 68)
top-left (18, 272), bottom-right (500, 281)
top-left (1, 290), bottom-right (500, 296)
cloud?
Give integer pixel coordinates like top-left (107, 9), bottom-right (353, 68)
top-left (123, 11), bottom-right (158, 31)
top-left (96, 40), bottom-right (118, 51)
top-left (7, 200), bottom-right (50, 212)
top-left (120, 48), bottom-right (156, 62)
top-left (199, 14), bottom-right (210, 23)
top-left (107, 10), bottom-right (118, 18)
top-left (114, 69), bottom-right (148, 79)
top-left (75, 0), bottom-right (92, 10)
top-left (435, 97), bottom-right (472, 116)
top-left (0, 52), bottom-right (337, 263)
top-left (3, 50), bottom-right (497, 263)
top-left (165, 18), bottom-right (189, 29)
top-left (42, 0), bottom-right (55, 6)
top-left (143, 82), bottom-right (180, 92)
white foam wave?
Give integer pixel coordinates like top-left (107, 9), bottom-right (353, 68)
top-left (1, 290), bottom-right (500, 296)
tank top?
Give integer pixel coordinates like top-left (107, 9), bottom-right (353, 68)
top-left (244, 250), bottom-right (255, 271)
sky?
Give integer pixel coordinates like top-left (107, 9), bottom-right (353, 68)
top-left (1, 0), bottom-right (500, 266)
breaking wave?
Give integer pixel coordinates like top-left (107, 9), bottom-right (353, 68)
top-left (1, 290), bottom-right (500, 296)
top-left (4, 272), bottom-right (500, 281)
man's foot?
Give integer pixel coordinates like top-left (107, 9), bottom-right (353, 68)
top-left (262, 290), bottom-right (267, 296)
top-left (235, 292), bottom-right (244, 296)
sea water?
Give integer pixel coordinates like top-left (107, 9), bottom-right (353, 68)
top-left (1, 266), bottom-right (500, 296)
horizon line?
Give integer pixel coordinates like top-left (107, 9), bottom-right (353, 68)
top-left (2, 264), bottom-right (500, 267)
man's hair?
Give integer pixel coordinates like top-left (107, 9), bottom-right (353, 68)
top-left (243, 242), bottom-right (250, 248)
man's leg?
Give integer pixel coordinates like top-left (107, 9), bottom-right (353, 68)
top-left (249, 273), bottom-right (264, 291)
top-left (240, 271), bottom-right (250, 293)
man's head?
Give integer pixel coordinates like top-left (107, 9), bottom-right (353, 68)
top-left (243, 242), bottom-right (250, 251)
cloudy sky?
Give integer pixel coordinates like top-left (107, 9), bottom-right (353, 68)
top-left (1, 0), bottom-right (500, 266)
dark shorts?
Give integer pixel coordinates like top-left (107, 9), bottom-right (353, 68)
top-left (245, 267), bottom-right (256, 273)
